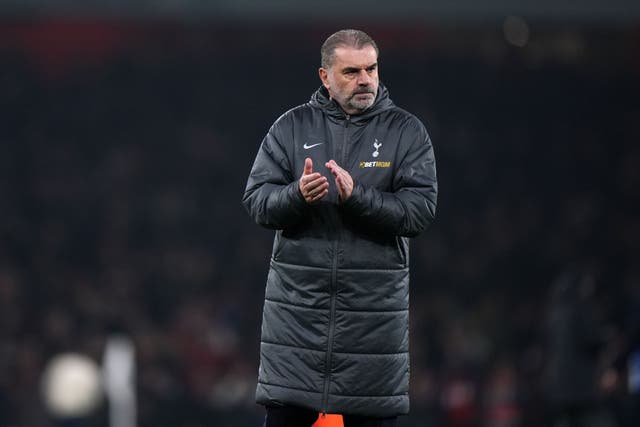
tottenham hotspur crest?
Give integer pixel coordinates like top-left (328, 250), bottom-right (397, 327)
top-left (372, 139), bottom-right (382, 158)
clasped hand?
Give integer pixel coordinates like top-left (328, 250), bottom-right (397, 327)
top-left (298, 158), bottom-right (353, 203)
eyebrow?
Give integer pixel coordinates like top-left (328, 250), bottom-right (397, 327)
top-left (342, 63), bottom-right (378, 73)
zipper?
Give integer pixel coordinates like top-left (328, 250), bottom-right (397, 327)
top-left (322, 239), bottom-right (339, 414)
top-left (341, 115), bottom-right (350, 165)
top-left (322, 115), bottom-right (350, 414)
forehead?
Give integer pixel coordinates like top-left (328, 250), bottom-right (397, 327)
top-left (331, 45), bottom-right (378, 69)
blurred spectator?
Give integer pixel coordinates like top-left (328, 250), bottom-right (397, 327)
top-left (482, 361), bottom-right (520, 427)
top-left (543, 268), bottom-right (608, 427)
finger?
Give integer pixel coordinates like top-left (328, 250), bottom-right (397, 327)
top-left (302, 181), bottom-right (327, 200)
top-left (333, 168), bottom-right (347, 181)
top-left (305, 182), bottom-right (329, 199)
top-left (305, 176), bottom-right (328, 190)
top-left (326, 160), bottom-right (346, 176)
top-left (335, 175), bottom-right (345, 193)
top-left (313, 188), bottom-right (329, 201)
top-left (325, 164), bottom-right (338, 177)
top-left (303, 158), bottom-right (313, 175)
top-left (306, 184), bottom-right (329, 202)
top-left (310, 183), bottom-right (329, 197)
top-left (300, 172), bottom-right (323, 185)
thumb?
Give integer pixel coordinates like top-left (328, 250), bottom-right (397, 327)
top-left (303, 157), bottom-right (313, 175)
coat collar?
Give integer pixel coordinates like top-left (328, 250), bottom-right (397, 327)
top-left (309, 83), bottom-right (394, 122)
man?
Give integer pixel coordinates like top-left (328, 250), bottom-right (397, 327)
top-left (243, 29), bottom-right (437, 427)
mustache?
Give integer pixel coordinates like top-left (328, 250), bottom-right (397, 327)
top-left (352, 88), bottom-right (375, 95)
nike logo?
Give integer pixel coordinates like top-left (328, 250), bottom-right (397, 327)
top-left (303, 142), bottom-right (324, 150)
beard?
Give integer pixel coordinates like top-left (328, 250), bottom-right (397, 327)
top-left (346, 88), bottom-right (377, 112)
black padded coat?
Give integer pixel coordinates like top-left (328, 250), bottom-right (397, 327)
top-left (242, 84), bottom-right (437, 416)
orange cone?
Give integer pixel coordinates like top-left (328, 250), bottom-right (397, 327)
top-left (312, 413), bottom-right (343, 427)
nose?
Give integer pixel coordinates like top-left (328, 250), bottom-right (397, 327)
top-left (357, 69), bottom-right (372, 86)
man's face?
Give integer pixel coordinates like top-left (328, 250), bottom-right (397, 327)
top-left (319, 45), bottom-right (379, 115)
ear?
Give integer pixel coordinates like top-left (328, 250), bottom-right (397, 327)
top-left (318, 68), bottom-right (330, 90)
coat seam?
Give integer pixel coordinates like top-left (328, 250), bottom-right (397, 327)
top-left (258, 380), bottom-right (321, 394)
top-left (262, 340), bottom-right (409, 356)
top-left (271, 259), bottom-right (408, 272)
top-left (328, 392), bottom-right (409, 398)
top-left (265, 298), bottom-right (407, 313)
top-left (261, 340), bottom-right (324, 352)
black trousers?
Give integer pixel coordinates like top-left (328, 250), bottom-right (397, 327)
top-left (264, 405), bottom-right (399, 427)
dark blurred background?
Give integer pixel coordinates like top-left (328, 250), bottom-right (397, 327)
top-left (1, 1), bottom-right (639, 427)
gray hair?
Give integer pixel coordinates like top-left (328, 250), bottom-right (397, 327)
top-left (320, 29), bottom-right (379, 69)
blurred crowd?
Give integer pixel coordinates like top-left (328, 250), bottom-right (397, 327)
top-left (0, 23), bottom-right (638, 427)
